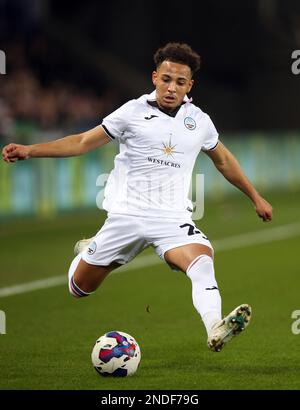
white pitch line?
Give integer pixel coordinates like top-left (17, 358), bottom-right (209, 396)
top-left (0, 222), bottom-right (300, 298)
top-left (213, 221), bottom-right (300, 252)
top-left (0, 276), bottom-right (67, 298)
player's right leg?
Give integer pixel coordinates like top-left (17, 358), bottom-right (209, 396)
top-left (74, 238), bottom-right (93, 256)
top-left (68, 214), bottom-right (148, 298)
top-left (68, 254), bottom-right (120, 297)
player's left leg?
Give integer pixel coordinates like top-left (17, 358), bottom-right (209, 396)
top-left (206, 304), bottom-right (251, 352)
top-left (165, 243), bottom-right (251, 352)
top-left (164, 243), bottom-right (222, 340)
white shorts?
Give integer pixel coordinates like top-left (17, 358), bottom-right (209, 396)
top-left (81, 213), bottom-right (213, 269)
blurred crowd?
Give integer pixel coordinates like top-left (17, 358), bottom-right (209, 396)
top-left (0, 40), bottom-right (120, 146)
top-left (0, 68), bottom-right (116, 145)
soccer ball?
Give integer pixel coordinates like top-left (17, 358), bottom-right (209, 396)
top-left (91, 331), bottom-right (141, 377)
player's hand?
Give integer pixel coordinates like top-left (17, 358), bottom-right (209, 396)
top-left (253, 196), bottom-right (273, 222)
top-left (2, 143), bottom-right (31, 163)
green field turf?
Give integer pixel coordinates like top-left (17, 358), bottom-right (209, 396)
top-left (0, 189), bottom-right (300, 390)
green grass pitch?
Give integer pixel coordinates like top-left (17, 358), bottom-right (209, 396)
top-left (0, 190), bottom-right (300, 390)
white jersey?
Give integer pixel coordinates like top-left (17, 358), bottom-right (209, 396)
top-left (101, 90), bottom-right (218, 219)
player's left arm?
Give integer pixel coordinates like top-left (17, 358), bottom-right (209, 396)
top-left (205, 141), bottom-right (273, 222)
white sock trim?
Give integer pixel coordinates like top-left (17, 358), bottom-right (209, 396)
top-left (69, 276), bottom-right (92, 298)
top-left (186, 254), bottom-right (211, 275)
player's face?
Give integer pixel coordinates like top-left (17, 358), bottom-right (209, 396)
top-left (152, 60), bottom-right (194, 111)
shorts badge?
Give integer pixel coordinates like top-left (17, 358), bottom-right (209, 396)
top-left (87, 241), bottom-right (97, 255)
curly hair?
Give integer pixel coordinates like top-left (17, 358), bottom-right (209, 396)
top-left (154, 42), bottom-right (201, 75)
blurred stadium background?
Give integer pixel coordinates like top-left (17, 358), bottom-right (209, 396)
top-left (0, 0), bottom-right (300, 390)
top-left (1, 0), bottom-right (300, 217)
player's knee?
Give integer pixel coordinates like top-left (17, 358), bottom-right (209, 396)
top-left (187, 254), bottom-right (213, 272)
top-left (186, 254), bottom-right (215, 283)
top-left (68, 275), bottom-right (92, 298)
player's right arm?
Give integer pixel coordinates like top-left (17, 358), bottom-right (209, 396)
top-left (2, 126), bottom-right (111, 163)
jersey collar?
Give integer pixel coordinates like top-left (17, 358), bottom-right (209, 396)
top-left (146, 90), bottom-right (192, 118)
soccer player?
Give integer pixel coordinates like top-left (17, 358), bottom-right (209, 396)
top-left (2, 43), bottom-right (272, 352)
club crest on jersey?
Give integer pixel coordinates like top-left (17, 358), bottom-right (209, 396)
top-left (184, 117), bottom-right (196, 130)
top-left (87, 241), bottom-right (97, 255)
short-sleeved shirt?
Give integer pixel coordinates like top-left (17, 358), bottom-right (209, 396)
top-left (100, 90), bottom-right (218, 219)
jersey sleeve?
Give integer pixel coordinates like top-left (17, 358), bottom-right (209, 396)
top-left (101, 100), bottom-right (136, 141)
top-left (201, 114), bottom-right (219, 151)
